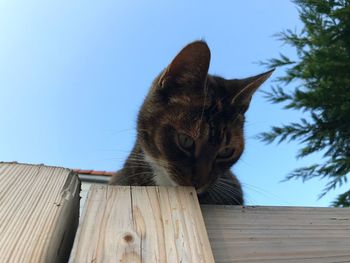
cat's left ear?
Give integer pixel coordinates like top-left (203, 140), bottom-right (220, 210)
top-left (228, 69), bottom-right (274, 110)
top-left (158, 41), bottom-right (211, 88)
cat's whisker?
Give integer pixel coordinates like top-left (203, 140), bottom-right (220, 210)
top-left (210, 179), bottom-right (244, 205)
top-left (129, 149), bottom-right (208, 167)
top-left (199, 80), bottom-right (209, 128)
top-left (114, 172), bottom-right (155, 185)
top-left (240, 182), bottom-right (292, 205)
top-left (213, 182), bottom-right (235, 196)
top-left (123, 165), bottom-right (152, 169)
top-left (93, 148), bottom-right (132, 153)
top-left (117, 172), bottom-right (155, 182)
top-left (107, 128), bottom-right (136, 135)
top-left (216, 185), bottom-right (243, 205)
top-left (128, 159), bottom-right (172, 169)
top-left (241, 192), bottom-right (256, 205)
top-left (125, 160), bottom-right (167, 168)
top-left (128, 172), bottom-right (154, 177)
top-left (216, 184), bottom-right (242, 200)
top-left (208, 187), bottom-right (222, 204)
top-left (128, 154), bottom-right (170, 165)
top-left (127, 160), bottom-right (167, 167)
top-left (215, 178), bottom-right (236, 187)
top-left (126, 157), bottom-right (177, 174)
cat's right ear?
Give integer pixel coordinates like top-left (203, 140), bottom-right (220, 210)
top-left (228, 69), bottom-right (274, 110)
top-left (158, 41), bottom-right (211, 89)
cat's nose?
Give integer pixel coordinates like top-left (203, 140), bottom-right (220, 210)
top-left (192, 159), bottom-right (212, 189)
top-left (190, 177), bottom-right (210, 194)
top-left (191, 168), bottom-right (210, 188)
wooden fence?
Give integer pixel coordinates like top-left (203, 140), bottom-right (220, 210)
top-left (0, 162), bottom-right (349, 262)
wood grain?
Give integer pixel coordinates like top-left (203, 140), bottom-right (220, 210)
top-left (202, 205), bottom-right (350, 263)
top-left (70, 185), bottom-right (214, 263)
top-left (0, 162), bottom-right (80, 263)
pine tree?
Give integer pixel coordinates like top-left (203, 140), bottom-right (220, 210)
top-left (259, 0), bottom-right (350, 207)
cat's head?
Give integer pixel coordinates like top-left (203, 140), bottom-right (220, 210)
top-left (138, 41), bottom-right (273, 192)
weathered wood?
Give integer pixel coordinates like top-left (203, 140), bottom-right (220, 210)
top-left (70, 185), bottom-right (214, 263)
top-left (202, 205), bottom-right (350, 263)
top-left (0, 162), bottom-right (80, 263)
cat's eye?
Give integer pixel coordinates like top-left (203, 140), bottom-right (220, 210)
top-left (217, 147), bottom-right (235, 159)
top-left (178, 133), bottom-right (194, 150)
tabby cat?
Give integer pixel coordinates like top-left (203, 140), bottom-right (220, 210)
top-left (110, 41), bottom-right (273, 205)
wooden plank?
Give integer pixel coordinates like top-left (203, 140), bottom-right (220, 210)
top-left (202, 205), bottom-right (350, 263)
top-left (70, 185), bottom-right (214, 263)
top-left (0, 162), bottom-right (80, 263)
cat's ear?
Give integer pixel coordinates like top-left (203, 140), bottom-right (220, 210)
top-left (158, 41), bottom-right (211, 88)
top-left (228, 69), bottom-right (274, 110)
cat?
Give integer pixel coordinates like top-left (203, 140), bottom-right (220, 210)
top-left (109, 41), bottom-right (273, 205)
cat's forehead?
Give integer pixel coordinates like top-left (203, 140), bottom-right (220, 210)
top-left (168, 104), bottom-right (235, 139)
top-left (169, 76), bottom-right (235, 108)
top-left (169, 93), bottom-right (215, 110)
top-left (169, 94), bottom-right (194, 105)
top-left (158, 75), bottom-right (243, 136)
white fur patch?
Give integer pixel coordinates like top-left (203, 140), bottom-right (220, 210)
top-left (143, 152), bottom-right (178, 186)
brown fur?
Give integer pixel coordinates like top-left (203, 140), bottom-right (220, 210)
top-left (110, 41), bottom-right (273, 205)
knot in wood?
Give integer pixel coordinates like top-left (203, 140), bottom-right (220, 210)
top-left (123, 233), bottom-right (134, 244)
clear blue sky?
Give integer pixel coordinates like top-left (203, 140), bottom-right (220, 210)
top-left (0, 0), bottom-right (345, 206)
